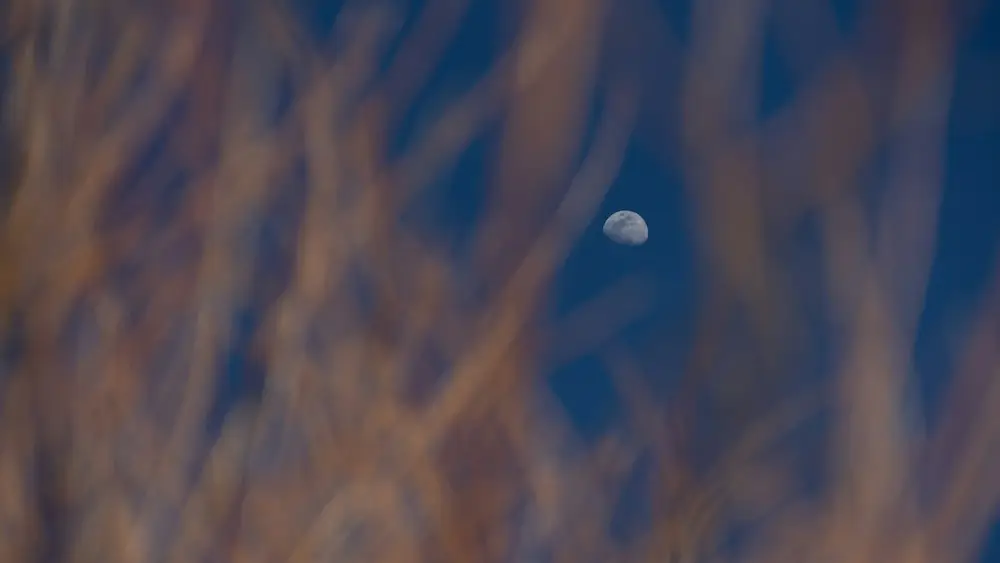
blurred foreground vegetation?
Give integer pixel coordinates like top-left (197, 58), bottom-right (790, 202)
top-left (0, 0), bottom-right (998, 561)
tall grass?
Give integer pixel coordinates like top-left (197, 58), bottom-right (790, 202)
top-left (1, 0), bottom-right (997, 561)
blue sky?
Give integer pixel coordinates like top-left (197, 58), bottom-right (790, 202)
top-left (370, 0), bottom-right (1000, 555)
top-left (256, 0), bottom-right (999, 556)
top-left (0, 0), bottom-right (995, 558)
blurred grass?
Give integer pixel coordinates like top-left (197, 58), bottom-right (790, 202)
top-left (0, 0), bottom-right (998, 562)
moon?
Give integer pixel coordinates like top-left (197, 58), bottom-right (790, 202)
top-left (603, 210), bottom-right (648, 246)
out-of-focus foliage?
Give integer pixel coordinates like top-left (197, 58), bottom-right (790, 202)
top-left (0, 0), bottom-right (997, 562)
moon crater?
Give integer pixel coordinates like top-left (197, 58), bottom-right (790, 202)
top-left (603, 210), bottom-right (648, 246)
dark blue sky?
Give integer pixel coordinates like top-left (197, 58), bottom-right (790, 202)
top-left (287, 0), bottom-right (1000, 554)
top-left (373, 0), bottom-right (1000, 557)
top-left (0, 0), bottom-right (995, 558)
top-left (361, 0), bottom-right (1000, 423)
top-left (258, 0), bottom-right (998, 557)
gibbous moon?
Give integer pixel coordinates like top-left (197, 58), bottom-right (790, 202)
top-left (603, 210), bottom-right (648, 246)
